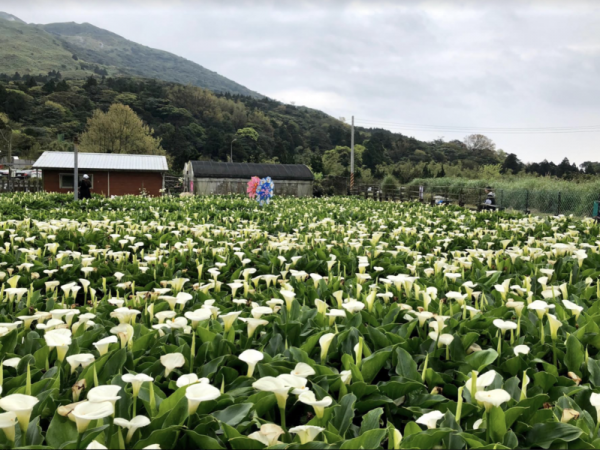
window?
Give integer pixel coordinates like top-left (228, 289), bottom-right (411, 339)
top-left (60, 173), bottom-right (94, 189)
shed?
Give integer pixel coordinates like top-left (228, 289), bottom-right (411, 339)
top-left (184, 161), bottom-right (314, 197)
top-left (33, 152), bottom-right (169, 197)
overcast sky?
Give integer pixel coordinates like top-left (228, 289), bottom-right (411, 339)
top-left (4, 0), bottom-right (600, 164)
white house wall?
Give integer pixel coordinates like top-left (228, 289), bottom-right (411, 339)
top-left (193, 178), bottom-right (313, 197)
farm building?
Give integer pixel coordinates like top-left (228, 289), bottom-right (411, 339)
top-left (183, 161), bottom-right (314, 197)
top-left (33, 152), bottom-right (169, 197)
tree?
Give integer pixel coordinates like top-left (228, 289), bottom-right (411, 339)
top-left (464, 134), bottom-right (496, 152)
top-left (79, 104), bottom-right (165, 155)
top-left (437, 165), bottom-right (446, 178)
top-left (0, 113), bottom-right (14, 161)
top-left (363, 131), bottom-right (389, 172)
top-left (230, 127), bottom-right (259, 162)
top-left (83, 76), bottom-right (98, 91)
top-left (501, 153), bottom-right (523, 174)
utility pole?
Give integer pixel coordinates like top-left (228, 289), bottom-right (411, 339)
top-left (350, 115), bottom-right (355, 192)
top-left (73, 141), bottom-right (79, 201)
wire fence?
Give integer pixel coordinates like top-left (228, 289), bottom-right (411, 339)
top-left (349, 183), bottom-right (600, 217)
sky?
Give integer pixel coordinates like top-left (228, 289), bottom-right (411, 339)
top-left (4, 0), bottom-right (600, 164)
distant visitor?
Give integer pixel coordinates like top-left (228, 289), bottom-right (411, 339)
top-left (79, 174), bottom-right (92, 199)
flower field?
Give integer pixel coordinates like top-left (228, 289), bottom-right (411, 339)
top-left (0, 193), bottom-right (599, 449)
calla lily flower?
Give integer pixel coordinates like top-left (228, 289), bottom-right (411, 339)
top-left (122, 373), bottom-right (154, 397)
top-left (475, 389), bottom-right (511, 411)
top-left (416, 410), bottom-right (444, 429)
top-left (252, 377), bottom-right (290, 409)
top-left (0, 411), bottom-right (17, 443)
top-left (110, 324), bottom-right (134, 348)
top-left (87, 441), bottom-right (107, 449)
top-left (44, 329), bottom-right (72, 362)
top-left (160, 353), bottom-right (185, 377)
top-left (250, 306), bottom-right (273, 319)
top-left (590, 393), bottom-right (600, 423)
top-left (114, 415), bottom-right (151, 443)
top-left (319, 333), bottom-right (336, 362)
top-left (66, 354), bottom-right (95, 374)
top-left (176, 374), bottom-right (208, 388)
top-left (277, 374), bottom-right (309, 395)
top-left (219, 311), bottom-right (241, 332)
top-left (239, 317), bottom-right (269, 338)
top-left (185, 382), bottom-right (221, 415)
top-left (87, 385), bottom-right (122, 408)
top-left (248, 424), bottom-right (285, 446)
top-left (72, 401), bottom-right (114, 433)
top-left (562, 300), bottom-right (583, 319)
top-left (239, 349), bottom-right (264, 378)
top-left (493, 319), bottom-right (517, 333)
top-left (547, 314), bottom-right (563, 340)
top-left (465, 370), bottom-right (497, 395)
top-left (289, 426), bottom-right (324, 444)
top-left (93, 336), bottom-right (118, 356)
top-left (514, 345), bottom-right (530, 356)
top-left (0, 394), bottom-right (39, 433)
top-left (291, 363), bottom-right (316, 378)
top-left (298, 391), bottom-right (332, 418)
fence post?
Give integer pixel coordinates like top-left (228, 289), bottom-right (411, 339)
top-left (557, 192), bottom-right (561, 216)
top-left (525, 190), bottom-right (529, 214)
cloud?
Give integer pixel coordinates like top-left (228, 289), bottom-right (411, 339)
top-left (4, 0), bottom-right (600, 164)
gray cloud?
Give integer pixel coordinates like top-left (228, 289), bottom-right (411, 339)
top-left (4, 0), bottom-right (600, 164)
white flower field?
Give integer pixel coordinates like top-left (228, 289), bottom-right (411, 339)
top-left (0, 192), bottom-right (597, 449)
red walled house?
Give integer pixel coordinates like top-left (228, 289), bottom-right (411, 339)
top-left (33, 152), bottom-right (168, 197)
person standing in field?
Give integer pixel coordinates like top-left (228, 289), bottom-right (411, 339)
top-left (483, 186), bottom-right (496, 210)
top-left (79, 174), bottom-right (92, 199)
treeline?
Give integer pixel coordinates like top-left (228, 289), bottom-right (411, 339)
top-left (0, 74), bottom-right (599, 182)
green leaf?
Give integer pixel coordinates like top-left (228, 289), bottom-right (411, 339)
top-left (26, 416), bottom-right (44, 446)
top-left (403, 421), bottom-right (422, 437)
top-left (360, 407), bottom-right (383, 434)
top-left (465, 349), bottom-right (498, 372)
top-left (186, 431), bottom-right (225, 450)
top-left (133, 426), bottom-right (181, 449)
top-left (565, 335), bottom-right (584, 376)
top-left (400, 428), bottom-right (453, 449)
top-left (588, 358), bottom-right (600, 387)
top-left (526, 423), bottom-right (583, 449)
top-left (213, 403), bottom-right (253, 427)
top-left (229, 437), bottom-right (266, 449)
top-left (395, 347), bottom-right (421, 381)
top-left (504, 407), bottom-right (527, 428)
top-left (156, 386), bottom-right (187, 418)
top-left (46, 413), bottom-right (77, 449)
top-left (361, 348), bottom-right (393, 383)
top-left (340, 429), bottom-right (387, 449)
top-left (489, 406), bottom-right (507, 444)
top-left (331, 393), bottom-right (356, 438)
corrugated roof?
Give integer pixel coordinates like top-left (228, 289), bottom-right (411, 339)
top-left (191, 161), bottom-right (314, 181)
top-left (33, 152), bottom-right (168, 172)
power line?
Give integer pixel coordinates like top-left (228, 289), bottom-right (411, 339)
top-left (354, 118), bottom-right (600, 134)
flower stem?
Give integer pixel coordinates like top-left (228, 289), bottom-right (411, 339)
top-left (75, 433), bottom-right (82, 450)
top-left (279, 407), bottom-right (287, 431)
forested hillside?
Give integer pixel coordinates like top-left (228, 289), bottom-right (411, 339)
top-left (0, 73), bottom-right (593, 185)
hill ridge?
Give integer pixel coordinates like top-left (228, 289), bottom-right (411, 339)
top-left (0, 15), bottom-right (262, 98)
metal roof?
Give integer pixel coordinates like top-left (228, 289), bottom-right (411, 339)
top-left (190, 161), bottom-right (314, 181)
top-left (33, 152), bottom-right (168, 172)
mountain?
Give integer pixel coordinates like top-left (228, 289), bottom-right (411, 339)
top-left (0, 12), bottom-right (24, 23)
top-left (0, 13), bottom-right (262, 97)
